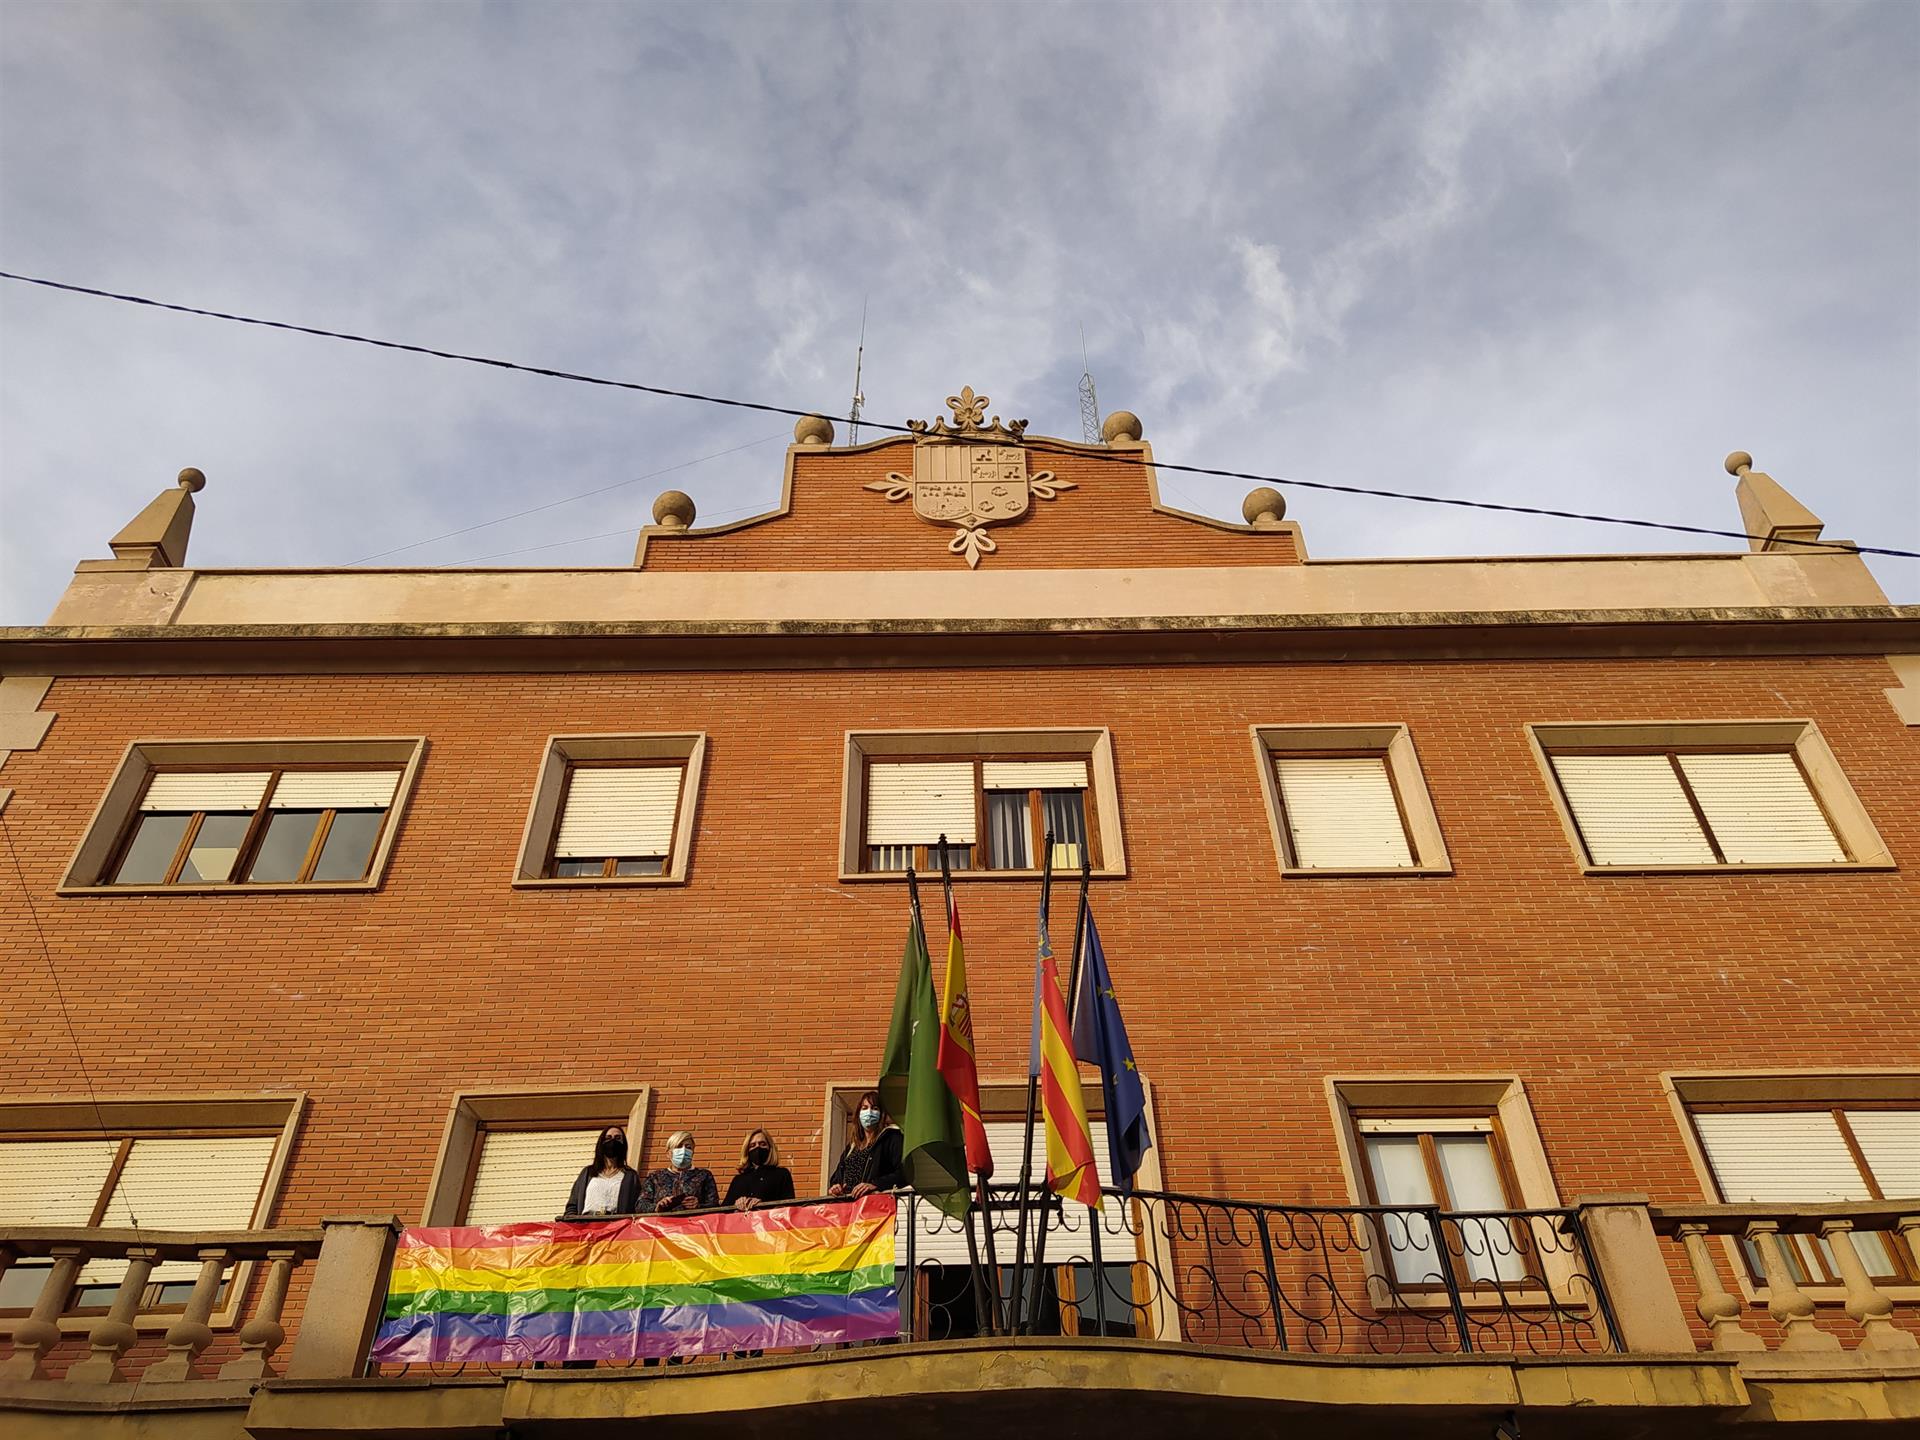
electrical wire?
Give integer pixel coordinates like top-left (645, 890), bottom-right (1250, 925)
top-left (430, 495), bottom-right (780, 567)
top-left (4, 268), bottom-right (1916, 561)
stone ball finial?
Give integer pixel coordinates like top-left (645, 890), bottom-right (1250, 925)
top-left (1242, 487), bottom-right (1286, 525)
top-left (794, 414), bottom-right (835, 446)
top-left (1725, 451), bottom-right (1754, 477)
top-left (651, 490), bottom-right (696, 530)
top-left (177, 467), bottom-right (206, 492)
top-left (1100, 410), bottom-right (1143, 444)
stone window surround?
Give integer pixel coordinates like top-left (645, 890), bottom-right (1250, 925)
top-left (1324, 1075), bottom-right (1574, 1310)
top-left (837, 728), bottom-right (1126, 882)
top-left (0, 1092), bottom-right (305, 1336)
top-left (419, 1086), bottom-right (653, 1226)
top-left (510, 733), bottom-right (707, 888)
top-left (1250, 724), bottom-right (1453, 877)
top-left (1525, 719), bottom-right (1894, 874)
top-left (56, 737), bottom-right (428, 895)
top-left (1661, 1069), bottom-right (1920, 1305)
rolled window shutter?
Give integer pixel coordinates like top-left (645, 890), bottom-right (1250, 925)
top-left (1275, 757), bottom-right (1414, 868)
top-left (1693, 1112), bottom-right (1870, 1203)
top-left (1550, 755), bottom-right (1716, 865)
top-left (85, 1135), bottom-right (279, 1283)
top-left (270, 770), bottom-right (400, 810)
top-left (553, 767), bottom-right (683, 858)
top-left (0, 1138), bottom-right (121, 1224)
top-left (1676, 753), bottom-right (1845, 864)
top-left (982, 760), bottom-right (1088, 791)
top-left (901, 1118), bottom-right (1124, 1266)
top-left (464, 1129), bottom-right (602, 1225)
top-left (866, 761), bottom-right (977, 846)
top-left (1846, 1111), bottom-right (1920, 1198)
top-left (141, 772), bottom-right (272, 812)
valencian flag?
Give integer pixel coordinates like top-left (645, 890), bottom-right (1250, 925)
top-left (879, 901), bottom-right (970, 1218)
top-left (1028, 904), bottom-right (1101, 1208)
top-left (1070, 911), bottom-right (1153, 1192)
top-left (935, 892), bottom-right (995, 1177)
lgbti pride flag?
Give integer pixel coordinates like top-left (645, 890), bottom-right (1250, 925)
top-left (370, 1195), bottom-right (898, 1364)
top-left (1028, 906), bottom-right (1101, 1209)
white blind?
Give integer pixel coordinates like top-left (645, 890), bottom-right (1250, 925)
top-left (553, 767), bottom-right (683, 858)
top-left (1676, 753), bottom-right (1845, 863)
top-left (1550, 754), bottom-right (1716, 865)
top-left (867, 761), bottom-right (977, 846)
top-left (85, 1135), bottom-right (278, 1284)
top-left (1846, 1111), bottom-right (1920, 1198)
top-left (982, 760), bottom-right (1088, 791)
top-left (1275, 757), bottom-right (1414, 868)
top-left (270, 770), bottom-right (400, 810)
top-left (464, 1129), bottom-right (601, 1225)
top-left (0, 1139), bottom-right (121, 1224)
top-left (141, 772), bottom-right (272, 812)
top-left (1693, 1112), bottom-right (1871, 1203)
top-left (901, 1117), bottom-right (1125, 1266)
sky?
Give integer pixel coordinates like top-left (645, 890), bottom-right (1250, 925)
top-left (1, 0), bottom-right (1915, 622)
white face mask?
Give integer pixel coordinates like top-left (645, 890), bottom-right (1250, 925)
top-left (859, 1108), bottom-right (881, 1130)
top-left (671, 1146), bottom-right (693, 1169)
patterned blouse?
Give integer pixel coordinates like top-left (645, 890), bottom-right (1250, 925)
top-left (636, 1165), bottom-right (719, 1213)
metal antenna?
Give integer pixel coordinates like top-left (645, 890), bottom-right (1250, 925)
top-left (848, 297), bottom-right (868, 446)
top-left (1078, 322), bottom-right (1101, 444)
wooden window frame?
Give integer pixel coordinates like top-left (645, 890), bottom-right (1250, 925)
top-left (420, 1086), bottom-right (653, 1225)
top-left (59, 739), bottom-right (426, 895)
top-left (0, 1094), bottom-right (305, 1336)
top-left (1526, 720), bottom-right (1894, 874)
top-left (1251, 725), bottom-right (1452, 877)
top-left (839, 729), bottom-right (1126, 882)
top-left (512, 735), bottom-right (705, 888)
top-left (858, 754), bottom-right (1103, 876)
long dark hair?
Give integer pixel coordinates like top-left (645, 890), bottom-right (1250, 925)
top-left (849, 1091), bottom-right (892, 1151)
top-left (591, 1126), bottom-right (630, 1172)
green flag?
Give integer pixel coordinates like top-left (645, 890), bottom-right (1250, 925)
top-left (878, 904), bottom-right (969, 1220)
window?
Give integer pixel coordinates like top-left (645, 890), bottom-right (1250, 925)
top-left (1688, 1105), bottom-right (1919, 1283)
top-left (0, 1096), bottom-right (302, 1325)
top-left (840, 730), bottom-right (1125, 880)
top-left (1352, 1116), bottom-right (1526, 1287)
top-left (513, 735), bottom-right (704, 886)
top-left (62, 739), bottom-right (424, 892)
top-left (865, 758), bottom-right (1095, 874)
top-left (1529, 721), bottom-right (1892, 872)
top-left (421, 1087), bottom-right (651, 1225)
top-left (1252, 725), bottom-right (1450, 875)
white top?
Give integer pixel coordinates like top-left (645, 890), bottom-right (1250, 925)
top-left (583, 1172), bottom-right (625, 1214)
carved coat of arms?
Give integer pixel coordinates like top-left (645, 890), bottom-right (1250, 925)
top-left (864, 386), bottom-right (1075, 566)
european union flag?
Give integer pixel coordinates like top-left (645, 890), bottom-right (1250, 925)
top-left (1069, 911), bottom-right (1152, 1191)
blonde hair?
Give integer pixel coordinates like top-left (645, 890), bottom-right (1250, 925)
top-left (737, 1127), bottom-right (781, 1172)
top-left (667, 1129), bottom-right (695, 1151)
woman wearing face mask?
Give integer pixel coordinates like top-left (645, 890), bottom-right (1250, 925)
top-left (565, 1126), bottom-right (639, 1216)
top-left (827, 1091), bottom-right (904, 1197)
top-left (637, 1129), bottom-right (719, 1214)
top-left (724, 1128), bottom-right (796, 1211)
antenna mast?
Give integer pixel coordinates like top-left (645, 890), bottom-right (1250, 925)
top-left (848, 298), bottom-right (868, 446)
top-left (1078, 323), bottom-right (1101, 444)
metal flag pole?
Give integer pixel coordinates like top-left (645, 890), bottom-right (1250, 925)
top-left (938, 835), bottom-right (998, 1337)
top-left (1007, 832), bottom-right (1054, 1335)
top-left (1026, 846), bottom-right (1092, 1333)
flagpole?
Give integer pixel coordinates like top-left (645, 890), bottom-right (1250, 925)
top-left (1008, 831), bottom-right (1053, 1335)
top-left (1026, 846), bottom-right (1092, 1333)
top-left (939, 836), bottom-right (999, 1338)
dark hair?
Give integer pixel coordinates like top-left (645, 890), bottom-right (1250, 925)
top-left (592, 1126), bottom-right (629, 1170)
top-left (849, 1091), bottom-right (892, 1151)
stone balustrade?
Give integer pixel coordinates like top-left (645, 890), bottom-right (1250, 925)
top-left (0, 1216), bottom-right (398, 1389)
top-left (1650, 1201), bottom-right (1920, 1354)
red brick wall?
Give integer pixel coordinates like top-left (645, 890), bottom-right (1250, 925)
top-left (2, 651), bottom-right (1916, 1362)
top-left (640, 442), bottom-right (1302, 570)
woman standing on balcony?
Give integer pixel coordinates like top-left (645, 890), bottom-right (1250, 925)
top-left (637, 1130), bottom-right (720, 1213)
top-left (725, 1128), bottom-right (796, 1210)
top-left (565, 1126), bottom-right (639, 1216)
top-left (828, 1091), bottom-right (904, 1197)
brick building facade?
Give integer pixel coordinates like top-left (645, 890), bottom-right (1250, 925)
top-left (2, 394), bottom-right (1917, 1435)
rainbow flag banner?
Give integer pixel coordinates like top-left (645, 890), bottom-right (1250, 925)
top-left (371, 1194), bottom-right (898, 1363)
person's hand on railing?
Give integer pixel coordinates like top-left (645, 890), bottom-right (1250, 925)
top-left (734, 1196), bottom-right (760, 1211)
top-left (850, 1182), bottom-right (878, 1197)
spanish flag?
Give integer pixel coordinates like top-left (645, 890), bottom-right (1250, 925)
top-left (1029, 907), bottom-right (1101, 1209)
top-left (935, 894), bottom-right (995, 1178)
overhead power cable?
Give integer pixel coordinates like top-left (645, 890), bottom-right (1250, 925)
top-left (4, 268), bottom-right (1915, 561)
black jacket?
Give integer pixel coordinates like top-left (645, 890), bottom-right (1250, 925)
top-left (723, 1163), bottom-right (797, 1206)
top-left (565, 1164), bottom-right (639, 1217)
top-left (830, 1126), bottom-right (905, 1192)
